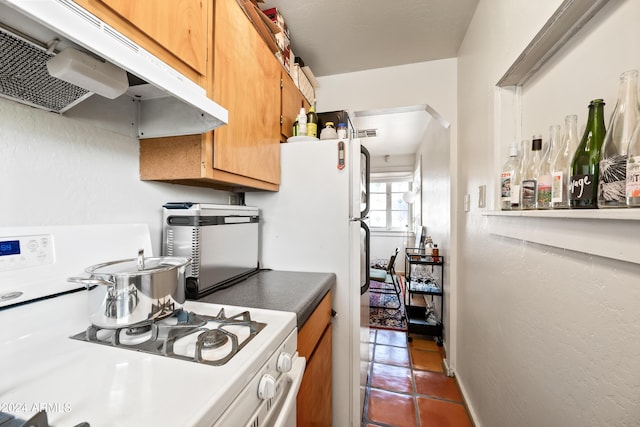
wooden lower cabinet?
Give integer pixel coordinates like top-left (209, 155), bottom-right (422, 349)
top-left (297, 293), bottom-right (332, 427)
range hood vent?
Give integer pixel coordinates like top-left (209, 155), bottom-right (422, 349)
top-left (0, 0), bottom-right (228, 139)
top-left (356, 129), bottom-right (378, 138)
top-left (0, 26), bottom-right (91, 113)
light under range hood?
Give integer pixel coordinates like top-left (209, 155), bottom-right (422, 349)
top-left (0, 0), bottom-right (228, 139)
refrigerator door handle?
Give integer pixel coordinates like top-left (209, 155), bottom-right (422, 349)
top-left (361, 145), bottom-right (371, 218)
top-left (361, 220), bottom-right (370, 295)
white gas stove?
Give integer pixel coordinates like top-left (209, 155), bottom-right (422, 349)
top-left (0, 225), bottom-right (303, 427)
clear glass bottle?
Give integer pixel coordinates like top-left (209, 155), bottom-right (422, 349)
top-left (598, 70), bottom-right (640, 208)
top-left (570, 99), bottom-right (606, 209)
top-left (536, 126), bottom-right (559, 209)
top-left (522, 136), bottom-right (542, 210)
top-left (626, 123), bottom-right (640, 207)
top-left (500, 141), bottom-right (519, 210)
top-left (511, 140), bottom-right (529, 210)
top-left (551, 115), bottom-right (580, 208)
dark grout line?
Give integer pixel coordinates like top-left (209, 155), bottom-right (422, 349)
top-left (365, 328), bottom-right (474, 427)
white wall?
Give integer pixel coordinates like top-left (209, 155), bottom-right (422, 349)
top-left (370, 154), bottom-right (415, 173)
top-left (457, 0), bottom-right (640, 426)
top-left (0, 98), bottom-right (230, 255)
top-left (315, 58), bottom-right (457, 131)
top-left (416, 118), bottom-right (451, 351)
top-left (369, 232), bottom-right (408, 273)
top-left (316, 56), bottom-right (460, 373)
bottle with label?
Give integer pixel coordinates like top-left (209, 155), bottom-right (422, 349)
top-left (298, 107), bottom-right (307, 137)
top-left (511, 139), bottom-right (529, 210)
top-left (306, 103), bottom-right (318, 138)
top-left (500, 141), bottom-right (519, 210)
top-left (536, 126), bottom-right (559, 209)
top-left (598, 70), bottom-right (640, 208)
top-left (521, 136), bottom-right (542, 210)
top-left (626, 123), bottom-right (640, 206)
top-left (551, 115), bottom-right (579, 209)
top-left (570, 99), bottom-right (606, 208)
top-left (337, 123), bottom-right (348, 140)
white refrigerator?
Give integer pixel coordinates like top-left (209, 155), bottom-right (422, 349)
top-left (246, 137), bottom-right (371, 426)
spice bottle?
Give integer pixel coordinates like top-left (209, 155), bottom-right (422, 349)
top-left (337, 123), bottom-right (348, 139)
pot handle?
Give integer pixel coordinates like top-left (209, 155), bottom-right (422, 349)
top-left (137, 249), bottom-right (145, 271)
top-left (67, 277), bottom-right (114, 288)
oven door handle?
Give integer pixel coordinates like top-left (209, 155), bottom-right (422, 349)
top-left (271, 356), bottom-right (306, 427)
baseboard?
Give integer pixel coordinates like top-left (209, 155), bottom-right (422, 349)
top-left (454, 370), bottom-right (482, 427)
top-left (442, 358), bottom-right (454, 377)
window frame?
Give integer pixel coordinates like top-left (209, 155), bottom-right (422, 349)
top-left (368, 177), bottom-right (413, 232)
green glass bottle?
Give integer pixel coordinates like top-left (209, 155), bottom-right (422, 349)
top-left (570, 99), bottom-right (606, 208)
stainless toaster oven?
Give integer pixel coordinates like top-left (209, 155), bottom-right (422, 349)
top-left (162, 203), bottom-right (259, 299)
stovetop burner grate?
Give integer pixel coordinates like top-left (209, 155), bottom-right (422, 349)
top-left (70, 308), bottom-right (266, 366)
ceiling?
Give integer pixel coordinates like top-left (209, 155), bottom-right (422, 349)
top-left (261, 0), bottom-right (478, 157)
top-left (261, 0), bottom-right (478, 77)
top-left (354, 106), bottom-right (432, 157)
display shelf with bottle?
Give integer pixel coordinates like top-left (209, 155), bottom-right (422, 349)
top-left (521, 136), bottom-right (542, 210)
top-left (500, 141), bottom-right (519, 210)
top-left (537, 126), bottom-right (560, 209)
top-left (510, 139), bottom-right (529, 210)
top-left (404, 247), bottom-right (444, 344)
top-left (551, 115), bottom-right (580, 209)
top-left (570, 99), bottom-right (607, 208)
top-left (486, 0), bottom-right (640, 268)
top-left (599, 70), bottom-right (640, 208)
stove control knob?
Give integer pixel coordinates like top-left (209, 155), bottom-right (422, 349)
top-left (277, 352), bottom-right (293, 373)
top-left (258, 374), bottom-right (276, 400)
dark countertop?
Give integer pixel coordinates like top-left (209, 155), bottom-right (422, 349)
top-left (198, 270), bottom-right (335, 328)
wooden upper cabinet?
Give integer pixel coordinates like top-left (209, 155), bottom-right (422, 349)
top-left (139, 0), bottom-right (283, 190)
top-left (74, 0), bottom-right (209, 86)
top-left (211, 0), bottom-right (281, 185)
top-left (281, 71), bottom-right (310, 141)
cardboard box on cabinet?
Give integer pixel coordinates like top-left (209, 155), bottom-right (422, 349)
top-left (262, 7), bottom-right (289, 37)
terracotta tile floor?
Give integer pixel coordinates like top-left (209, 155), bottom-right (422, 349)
top-left (363, 329), bottom-right (474, 427)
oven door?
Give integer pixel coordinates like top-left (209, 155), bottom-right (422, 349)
top-left (267, 356), bottom-right (306, 427)
top-left (212, 353), bottom-right (305, 427)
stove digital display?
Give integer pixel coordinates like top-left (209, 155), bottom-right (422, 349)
top-left (0, 240), bottom-right (20, 256)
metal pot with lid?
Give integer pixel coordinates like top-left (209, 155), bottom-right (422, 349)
top-left (68, 249), bottom-right (190, 328)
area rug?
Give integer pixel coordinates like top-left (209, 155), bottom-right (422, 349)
top-left (369, 276), bottom-right (407, 331)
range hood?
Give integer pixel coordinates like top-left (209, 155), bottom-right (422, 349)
top-left (0, 0), bottom-right (228, 139)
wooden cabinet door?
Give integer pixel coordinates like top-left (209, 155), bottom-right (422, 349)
top-left (211, 0), bottom-right (281, 185)
top-left (281, 72), bottom-right (310, 140)
top-left (95, 0), bottom-right (208, 75)
top-left (297, 323), bottom-right (332, 427)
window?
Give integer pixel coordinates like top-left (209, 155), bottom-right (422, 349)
top-left (369, 180), bottom-right (412, 231)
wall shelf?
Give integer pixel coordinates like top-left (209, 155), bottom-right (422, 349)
top-left (484, 209), bottom-right (640, 221)
top-left (484, 210), bottom-right (640, 265)
top-left (497, 0), bottom-right (610, 87)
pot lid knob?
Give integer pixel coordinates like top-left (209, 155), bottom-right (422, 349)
top-left (137, 249), bottom-right (145, 271)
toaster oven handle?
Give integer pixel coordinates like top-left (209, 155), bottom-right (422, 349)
top-left (163, 202), bottom-right (194, 209)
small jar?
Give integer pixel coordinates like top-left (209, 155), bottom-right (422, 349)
top-left (337, 123), bottom-right (347, 139)
top-left (320, 122), bottom-right (338, 140)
